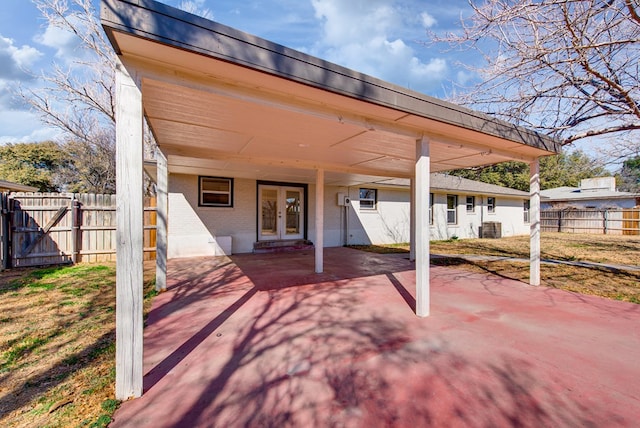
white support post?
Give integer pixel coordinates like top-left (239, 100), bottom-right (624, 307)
top-left (155, 149), bottom-right (168, 292)
top-left (409, 178), bottom-right (416, 262)
top-left (530, 159), bottom-right (541, 286)
top-left (315, 169), bottom-right (324, 273)
top-left (115, 61), bottom-right (144, 400)
top-left (415, 137), bottom-right (430, 317)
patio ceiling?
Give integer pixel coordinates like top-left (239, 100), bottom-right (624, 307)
top-left (102, 0), bottom-right (560, 187)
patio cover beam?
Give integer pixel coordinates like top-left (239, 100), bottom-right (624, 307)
top-left (415, 137), bottom-right (431, 317)
top-left (530, 159), bottom-right (541, 286)
top-left (115, 61), bottom-right (144, 399)
top-left (155, 149), bottom-right (168, 292)
top-left (315, 169), bottom-right (324, 273)
top-left (409, 178), bottom-right (416, 262)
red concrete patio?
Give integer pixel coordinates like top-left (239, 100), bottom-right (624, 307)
top-left (110, 247), bottom-right (640, 427)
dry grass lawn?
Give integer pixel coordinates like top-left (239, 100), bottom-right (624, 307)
top-left (1, 233), bottom-right (638, 426)
top-left (0, 262), bottom-right (156, 428)
top-left (430, 232), bottom-right (640, 266)
top-left (353, 232), bottom-right (640, 304)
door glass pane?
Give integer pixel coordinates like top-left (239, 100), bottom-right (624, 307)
top-left (285, 190), bottom-right (301, 235)
top-left (261, 189), bottom-right (278, 236)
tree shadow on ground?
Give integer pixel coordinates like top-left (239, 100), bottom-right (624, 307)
top-left (113, 250), bottom-right (628, 427)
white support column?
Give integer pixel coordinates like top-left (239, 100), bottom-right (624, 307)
top-left (415, 137), bottom-right (430, 317)
top-left (155, 149), bottom-right (168, 292)
top-left (315, 168), bottom-right (324, 273)
top-left (409, 178), bottom-right (416, 261)
top-left (530, 159), bottom-right (541, 286)
top-left (115, 61), bottom-right (144, 400)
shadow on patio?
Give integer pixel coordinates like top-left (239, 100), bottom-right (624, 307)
top-left (112, 247), bottom-right (639, 427)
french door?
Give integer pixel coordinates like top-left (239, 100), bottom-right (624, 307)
top-left (258, 185), bottom-right (304, 241)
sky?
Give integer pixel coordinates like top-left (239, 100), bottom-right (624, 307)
top-left (0, 0), bottom-right (477, 144)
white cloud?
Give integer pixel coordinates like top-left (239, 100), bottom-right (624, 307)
top-left (312, 0), bottom-right (400, 45)
top-left (34, 16), bottom-right (86, 61)
top-left (456, 69), bottom-right (476, 86)
top-left (309, 0), bottom-right (448, 94)
top-left (178, 0), bottom-right (214, 19)
top-left (0, 110), bottom-right (61, 144)
top-left (420, 12), bottom-right (437, 29)
top-left (0, 35), bottom-right (41, 81)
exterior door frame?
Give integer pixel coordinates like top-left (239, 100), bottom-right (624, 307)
top-left (256, 181), bottom-right (308, 241)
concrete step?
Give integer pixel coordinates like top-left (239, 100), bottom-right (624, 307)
top-left (253, 239), bottom-right (315, 254)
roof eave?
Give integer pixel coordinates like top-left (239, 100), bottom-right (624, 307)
top-left (100, 0), bottom-right (561, 155)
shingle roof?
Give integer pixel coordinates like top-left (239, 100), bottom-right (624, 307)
top-left (373, 173), bottom-right (530, 197)
top-left (0, 180), bottom-right (38, 192)
top-left (540, 186), bottom-right (638, 201)
top-left (430, 174), bottom-right (530, 197)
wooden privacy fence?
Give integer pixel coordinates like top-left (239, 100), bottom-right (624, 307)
top-left (1, 192), bottom-right (156, 268)
top-left (541, 209), bottom-right (640, 235)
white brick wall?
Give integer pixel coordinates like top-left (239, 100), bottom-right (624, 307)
top-left (347, 187), bottom-right (410, 245)
top-left (429, 193), bottom-right (528, 240)
top-left (167, 174), bottom-right (530, 256)
top-left (168, 174), bottom-right (256, 256)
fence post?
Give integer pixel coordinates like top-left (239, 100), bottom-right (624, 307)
top-left (1, 193), bottom-right (9, 270)
top-left (558, 210), bottom-right (562, 232)
top-left (71, 195), bottom-right (79, 263)
top-left (603, 210), bottom-right (608, 235)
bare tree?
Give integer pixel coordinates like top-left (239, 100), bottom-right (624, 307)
top-left (16, 0), bottom-right (118, 193)
top-left (17, 0), bottom-right (209, 193)
top-left (433, 0), bottom-right (640, 161)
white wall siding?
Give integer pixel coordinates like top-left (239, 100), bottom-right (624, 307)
top-left (307, 184), bottom-right (344, 248)
top-left (430, 193), bottom-right (451, 241)
top-left (167, 174), bottom-right (531, 255)
top-left (486, 197), bottom-right (530, 237)
top-left (347, 187), bottom-right (410, 245)
top-left (168, 174), bottom-right (256, 256)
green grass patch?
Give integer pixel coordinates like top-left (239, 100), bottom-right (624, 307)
top-left (89, 414), bottom-right (113, 428)
top-left (28, 282), bottom-right (56, 290)
top-left (1, 335), bottom-right (50, 370)
top-left (101, 399), bottom-right (119, 413)
top-left (30, 265), bottom-right (112, 282)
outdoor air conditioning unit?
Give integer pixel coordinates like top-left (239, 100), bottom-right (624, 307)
top-left (481, 222), bottom-right (502, 239)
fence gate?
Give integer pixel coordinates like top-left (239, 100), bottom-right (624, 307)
top-left (10, 193), bottom-right (76, 268)
top-left (2, 192), bottom-right (157, 268)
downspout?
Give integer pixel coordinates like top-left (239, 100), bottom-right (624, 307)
top-left (480, 196), bottom-right (484, 237)
top-left (344, 187), bottom-right (350, 246)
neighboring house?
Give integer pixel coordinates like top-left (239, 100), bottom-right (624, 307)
top-left (428, 174), bottom-right (531, 240)
top-left (158, 170), bottom-right (531, 257)
top-left (0, 180), bottom-right (38, 193)
top-left (541, 177), bottom-right (639, 210)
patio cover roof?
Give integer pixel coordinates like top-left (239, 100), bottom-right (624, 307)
top-left (102, 0), bottom-right (554, 400)
top-left (101, 0), bottom-right (560, 186)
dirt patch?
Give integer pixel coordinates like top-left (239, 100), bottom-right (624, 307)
top-left (0, 262), bottom-right (156, 428)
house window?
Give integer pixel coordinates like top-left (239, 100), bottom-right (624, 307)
top-left (429, 193), bottom-right (434, 225)
top-left (523, 200), bottom-right (530, 223)
top-left (487, 197), bottom-right (496, 213)
top-left (447, 194), bottom-right (457, 224)
top-left (359, 188), bottom-right (377, 210)
top-left (199, 176), bottom-right (233, 207)
top-left (466, 196), bottom-right (476, 213)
